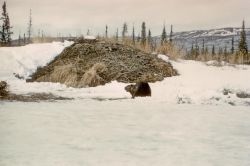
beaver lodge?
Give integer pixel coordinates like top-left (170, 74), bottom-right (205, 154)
top-left (27, 39), bottom-right (178, 88)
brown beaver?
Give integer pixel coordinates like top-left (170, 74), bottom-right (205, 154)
top-left (125, 82), bottom-right (151, 99)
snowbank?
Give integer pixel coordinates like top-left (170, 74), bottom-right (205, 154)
top-left (152, 59), bottom-right (250, 105)
top-left (0, 42), bottom-right (250, 106)
top-left (0, 41), bottom-right (73, 79)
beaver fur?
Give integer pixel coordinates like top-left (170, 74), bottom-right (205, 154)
top-left (125, 82), bottom-right (151, 98)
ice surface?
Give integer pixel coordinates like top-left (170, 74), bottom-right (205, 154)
top-left (0, 101), bottom-right (250, 166)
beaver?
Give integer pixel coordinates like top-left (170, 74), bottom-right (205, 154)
top-left (125, 82), bottom-right (151, 99)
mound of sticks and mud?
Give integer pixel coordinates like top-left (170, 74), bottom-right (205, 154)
top-left (27, 40), bottom-right (178, 88)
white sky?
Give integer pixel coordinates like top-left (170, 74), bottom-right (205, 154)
top-left (4, 0), bottom-right (250, 38)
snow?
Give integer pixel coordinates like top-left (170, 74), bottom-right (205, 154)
top-left (1, 101), bottom-right (250, 166)
top-left (158, 54), bottom-right (169, 62)
top-left (1, 42), bottom-right (250, 166)
top-left (201, 29), bottom-right (237, 37)
top-left (0, 41), bottom-right (73, 79)
top-left (84, 35), bottom-right (96, 40)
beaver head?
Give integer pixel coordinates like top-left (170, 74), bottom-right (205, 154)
top-left (125, 84), bottom-right (137, 93)
top-left (125, 84), bottom-right (137, 98)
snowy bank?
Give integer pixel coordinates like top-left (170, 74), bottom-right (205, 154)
top-left (0, 41), bottom-right (73, 79)
top-left (0, 42), bottom-right (250, 106)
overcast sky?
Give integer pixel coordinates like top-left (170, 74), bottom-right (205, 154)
top-left (4, 0), bottom-right (250, 38)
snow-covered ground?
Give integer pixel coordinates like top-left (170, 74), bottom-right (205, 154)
top-left (1, 101), bottom-right (250, 166)
top-left (0, 42), bottom-right (250, 105)
top-left (0, 42), bottom-right (250, 166)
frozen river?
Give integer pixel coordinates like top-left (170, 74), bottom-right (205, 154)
top-left (0, 100), bottom-right (250, 166)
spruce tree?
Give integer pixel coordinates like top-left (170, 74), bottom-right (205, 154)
top-left (201, 39), bottom-right (205, 54)
top-left (18, 33), bottom-right (21, 46)
top-left (0, 1), bottom-right (7, 45)
top-left (224, 46), bottom-right (228, 61)
top-left (132, 25), bottom-right (135, 45)
top-left (6, 14), bottom-right (12, 44)
top-left (231, 37), bottom-right (234, 54)
top-left (212, 45), bottom-right (215, 56)
top-left (27, 9), bottom-right (32, 43)
top-left (122, 22), bottom-right (128, 41)
top-left (169, 25), bottom-right (173, 43)
top-left (105, 25), bottom-right (108, 38)
top-left (204, 46), bottom-right (209, 61)
top-left (23, 33), bottom-right (26, 45)
top-left (147, 29), bottom-right (152, 50)
top-left (195, 40), bottom-right (199, 59)
top-left (116, 28), bottom-right (119, 41)
top-left (141, 22), bottom-right (146, 47)
top-left (161, 25), bottom-right (167, 45)
top-left (0, 25), bottom-right (5, 45)
top-left (190, 43), bottom-right (195, 58)
top-left (191, 43), bottom-right (193, 51)
top-left (238, 20), bottom-right (248, 62)
top-left (0, 1), bottom-right (12, 46)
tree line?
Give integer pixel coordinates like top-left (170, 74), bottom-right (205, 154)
top-left (103, 22), bottom-right (174, 53)
top-left (186, 21), bottom-right (249, 64)
top-left (102, 21), bottom-right (249, 63)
